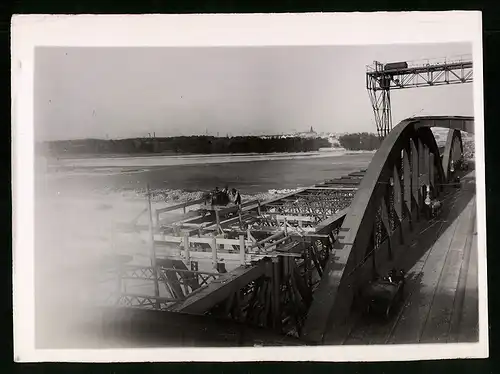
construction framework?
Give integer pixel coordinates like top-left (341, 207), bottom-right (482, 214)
top-left (366, 56), bottom-right (473, 138)
top-left (99, 170), bottom-right (365, 337)
top-left (93, 116), bottom-right (474, 345)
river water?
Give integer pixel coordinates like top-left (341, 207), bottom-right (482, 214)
top-left (39, 151), bottom-right (374, 196)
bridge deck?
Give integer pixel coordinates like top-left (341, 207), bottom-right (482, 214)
top-left (326, 171), bottom-right (478, 345)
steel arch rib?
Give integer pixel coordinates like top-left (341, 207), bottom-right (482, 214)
top-left (442, 129), bottom-right (465, 181)
top-left (302, 116), bottom-right (474, 344)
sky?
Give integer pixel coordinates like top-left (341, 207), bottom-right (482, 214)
top-left (34, 43), bottom-right (474, 141)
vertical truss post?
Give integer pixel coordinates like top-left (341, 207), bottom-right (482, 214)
top-left (183, 234), bottom-right (190, 267)
top-left (211, 236), bottom-right (217, 270)
top-left (239, 235), bottom-right (246, 266)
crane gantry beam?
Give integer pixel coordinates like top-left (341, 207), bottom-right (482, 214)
top-left (366, 56), bottom-right (473, 138)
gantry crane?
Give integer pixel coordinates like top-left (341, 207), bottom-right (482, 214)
top-left (366, 55), bottom-right (473, 138)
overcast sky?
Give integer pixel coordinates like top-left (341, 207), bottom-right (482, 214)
top-left (34, 43), bottom-right (473, 141)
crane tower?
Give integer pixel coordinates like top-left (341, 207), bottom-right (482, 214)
top-left (366, 55), bottom-right (473, 138)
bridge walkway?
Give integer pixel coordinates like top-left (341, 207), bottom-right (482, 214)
top-left (324, 171), bottom-right (478, 345)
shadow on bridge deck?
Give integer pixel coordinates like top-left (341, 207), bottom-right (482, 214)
top-left (328, 171), bottom-right (478, 345)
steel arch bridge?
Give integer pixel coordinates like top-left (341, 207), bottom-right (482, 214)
top-left (90, 116), bottom-right (475, 346)
top-left (303, 115), bottom-right (474, 343)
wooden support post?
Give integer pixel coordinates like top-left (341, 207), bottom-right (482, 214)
top-left (215, 210), bottom-right (221, 234)
top-left (146, 184), bottom-right (160, 308)
top-left (183, 202), bottom-right (187, 215)
top-left (239, 235), bottom-right (245, 266)
top-left (183, 234), bottom-right (190, 266)
top-left (257, 201), bottom-right (262, 216)
top-left (211, 236), bottom-right (217, 270)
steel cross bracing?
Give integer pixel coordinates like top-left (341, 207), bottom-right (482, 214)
top-left (366, 56), bottom-right (473, 138)
top-left (261, 189), bottom-right (357, 223)
top-left (102, 170), bottom-right (363, 337)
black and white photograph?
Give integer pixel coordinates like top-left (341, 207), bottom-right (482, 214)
top-left (12, 13), bottom-right (488, 361)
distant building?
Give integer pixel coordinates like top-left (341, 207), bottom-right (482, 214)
top-left (295, 126), bottom-right (318, 138)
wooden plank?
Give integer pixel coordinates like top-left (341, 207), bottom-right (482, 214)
top-left (388, 198), bottom-right (463, 343)
top-left (156, 198), bottom-right (206, 214)
top-left (154, 235), bottom-right (252, 247)
top-left (447, 231), bottom-right (474, 342)
top-left (261, 214), bottom-right (315, 222)
top-left (458, 208), bottom-right (479, 342)
top-left (155, 235), bottom-right (183, 244)
top-left (156, 248), bottom-right (240, 261)
top-left (214, 199), bottom-right (259, 216)
top-left (155, 244), bottom-right (299, 263)
top-left (419, 202), bottom-right (472, 343)
top-left (201, 209), bottom-right (259, 232)
top-left (348, 172), bottom-right (366, 177)
top-left (323, 179), bottom-right (361, 185)
top-left (168, 263), bottom-right (266, 313)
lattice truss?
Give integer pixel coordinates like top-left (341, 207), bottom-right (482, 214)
top-left (101, 265), bottom-right (222, 310)
top-left (352, 130), bottom-right (466, 279)
top-left (206, 237), bottom-right (333, 337)
top-left (367, 61), bottom-right (473, 91)
top-left (366, 58), bottom-right (473, 138)
top-left (260, 189), bottom-right (356, 222)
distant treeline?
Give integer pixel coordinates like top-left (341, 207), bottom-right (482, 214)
top-left (42, 136), bottom-right (331, 156)
top-left (338, 133), bottom-right (380, 151)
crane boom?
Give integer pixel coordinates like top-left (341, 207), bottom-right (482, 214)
top-left (366, 56), bottom-right (473, 138)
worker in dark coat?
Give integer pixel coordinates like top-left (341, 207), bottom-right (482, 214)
top-left (230, 188), bottom-right (241, 206)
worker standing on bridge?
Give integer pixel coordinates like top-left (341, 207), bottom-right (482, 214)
top-left (230, 188), bottom-right (241, 207)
